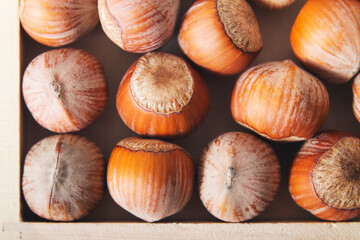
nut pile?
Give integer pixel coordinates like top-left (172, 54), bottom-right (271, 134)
top-left (20, 0), bottom-right (360, 222)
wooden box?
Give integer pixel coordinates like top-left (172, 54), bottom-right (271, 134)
top-left (1, 0), bottom-right (359, 239)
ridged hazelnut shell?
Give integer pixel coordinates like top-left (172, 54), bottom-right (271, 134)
top-left (252, 0), bottom-right (296, 9)
top-left (290, 0), bottom-right (360, 84)
top-left (178, 0), bottom-right (263, 75)
top-left (231, 60), bottom-right (329, 142)
top-left (199, 132), bottom-right (280, 222)
top-left (22, 134), bottom-right (105, 221)
top-left (98, 0), bottom-right (180, 53)
top-left (289, 131), bottom-right (360, 221)
top-left (22, 48), bottom-right (108, 133)
top-left (107, 137), bottom-right (194, 222)
top-left (20, 0), bottom-right (99, 47)
top-left (352, 73), bottom-right (360, 123)
top-left (116, 52), bottom-right (210, 138)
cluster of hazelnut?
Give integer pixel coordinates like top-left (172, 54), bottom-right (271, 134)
top-left (20, 0), bottom-right (360, 223)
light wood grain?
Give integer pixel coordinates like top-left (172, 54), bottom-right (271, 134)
top-left (0, 0), bottom-right (21, 239)
top-left (0, 0), bottom-right (21, 224)
top-left (3, 222), bottom-right (360, 240)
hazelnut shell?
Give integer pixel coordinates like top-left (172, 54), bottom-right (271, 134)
top-left (352, 73), bottom-right (360, 122)
top-left (22, 48), bottom-right (108, 133)
top-left (252, 0), bottom-right (296, 9)
top-left (231, 60), bottom-right (329, 142)
top-left (107, 137), bottom-right (194, 222)
top-left (98, 0), bottom-right (180, 53)
top-left (20, 0), bottom-right (99, 47)
top-left (22, 134), bottom-right (105, 221)
top-left (199, 132), bottom-right (280, 222)
top-left (289, 131), bottom-right (360, 221)
top-left (290, 0), bottom-right (360, 84)
top-left (116, 52), bottom-right (210, 138)
top-left (178, 0), bottom-right (263, 75)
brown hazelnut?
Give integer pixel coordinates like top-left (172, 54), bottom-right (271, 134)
top-left (289, 131), bottom-right (360, 221)
top-left (98, 0), bottom-right (180, 53)
top-left (107, 137), bottom-right (194, 222)
top-left (116, 52), bottom-right (210, 138)
top-left (231, 60), bottom-right (329, 142)
top-left (199, 132), bottom-right (280, 222)
top-left (20, 0), bottom-right (99, 47)
top-left (22, 48), bottom-right (108, 133)
top-left (22, 134), bottom-right (105, 221)
top-left (178, 0), bottom-right (263, 75)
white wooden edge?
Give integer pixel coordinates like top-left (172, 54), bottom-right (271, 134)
top-left (0, 0), bottom-right (21, 226)
top-left (3, 222), bottom-right (360, 240)
top-left (0, 0), bottom-right (21, 237)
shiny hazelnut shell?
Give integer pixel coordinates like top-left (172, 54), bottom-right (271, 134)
top-left (98, 0), bottom-right (180, 53)
top-left (352, 73), bottom-right (360, 123)
top-left (178, 0), bottom-right (263, 76)
top-left (20, 0), bottom-right (99, 47)
top-left (289, 131), bottom-right (360, 221)
top-left (231, 60), bottom-right (329, 142)
top-left (290, 0), bottom-right (360, 84)
top-left (107, 137), bottom-right (194, 222)
top-left (252, 0), bottom-right (296, 9)
top-left (116, 52), bottom-right (210, 138)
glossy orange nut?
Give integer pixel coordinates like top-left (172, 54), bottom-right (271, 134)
top-left (289, 131), bottom-right (360, 221)
top-left (98, 0), bottom-right (180, 53)
top-left (116, 52), bottom-right (210, 138)
top-left (231, 60), bottom-right (329, 142)
top-left (252, 0), bottom-right (296, 9)
top-left (20, 0), bottom-right (99, 47)
top-left (290, 0), bottom-right (360, 84)
top-left (199, 132), bottom-right (280, 222)
top-left (107, 137), bottom-right (194, 222)
top-left (22, 48), bottom-right (108, 133)
top-left (352, 73), bottom-right (360, 123)
top-left (178, 0), bottom-right (263, 75)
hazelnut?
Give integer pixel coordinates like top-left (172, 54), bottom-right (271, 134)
top-left (116, 52), bottom-right (210, 138)
top-left (107, 137), bottom-right (194, 222)
top-left (98, 0), bottom-right (180, 53)
top-left (290, 0), bottom-right (360, 84)
top-left (20, 0), bottom-right (99, 47)
top-left (231, 60), bottom-right (329, 142)
top-left (22, 48), bottom-right (108, 133)
top-left (199, 132), bottom-right (280, 222)
top-left (22, 134), bottom-right (105, 221)
top-left (178, 0), bottom-right (263, 75)
top-left (252, 0), bottom-right (296, 9)
top-left (289, 131), bottom-right (360, 221)
top-left (352, 73), bottom-right (360, 123)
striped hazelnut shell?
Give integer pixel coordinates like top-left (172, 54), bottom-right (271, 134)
top-left (107, 137), bottom-right (194, 222)
top-left (199, 132), bottom-right (281, 222)
top-left (252, 0), bottom-right (296, 9)
top-left (22, 134), bottom-right (105, 221)
top-left (98, 0), bottom-right (180, 53)
top-left (20, 0), bottom-right (99, 47)
top-left (231, 60), bottom-right (329, 142)
top-left (178, 0), bottom-right (263, 75)
top-left (22, 48), bottom-right (108, 133)
top-left (116, 52), bottom-right (210, 138)
top-left (352, 73), bottom-right (360, 123)
top-left (289, 131), bottom-right (360, 221)
top-left (290, 0), bottom-right (360, 84)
